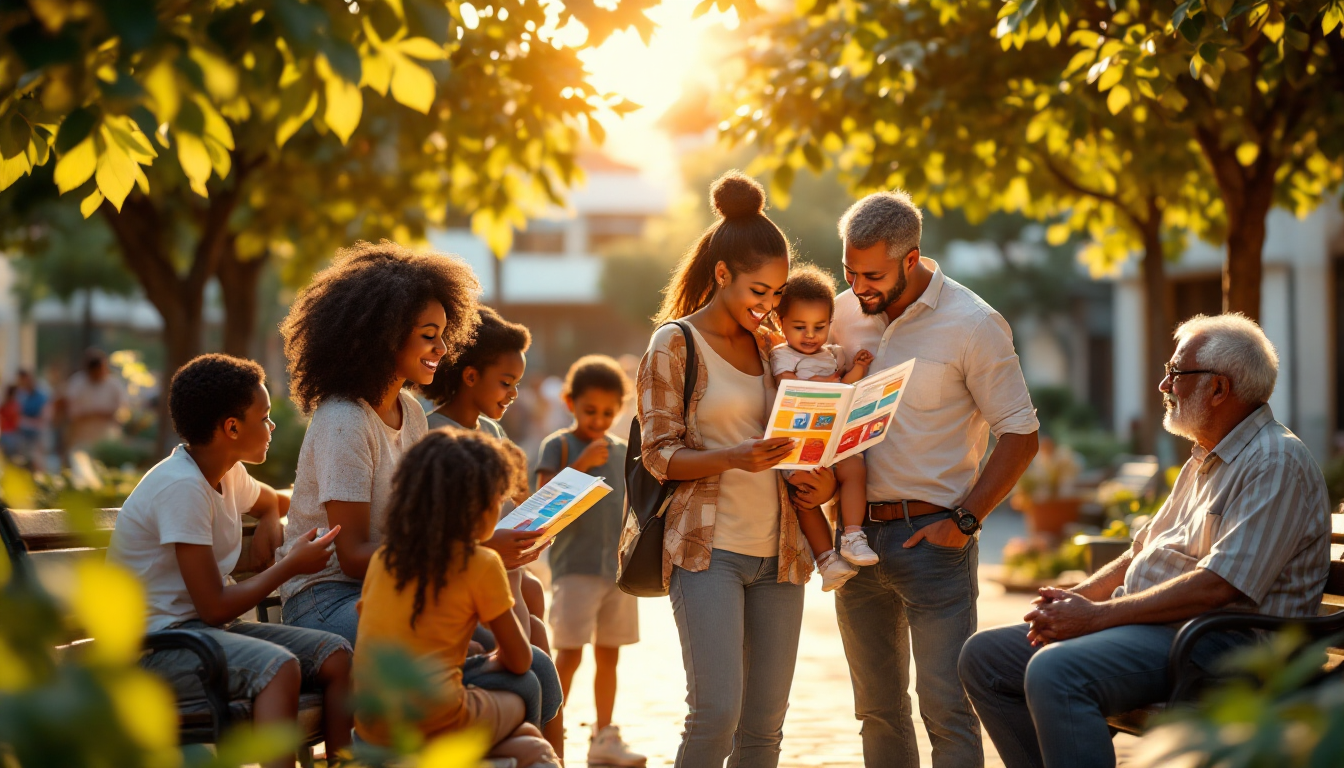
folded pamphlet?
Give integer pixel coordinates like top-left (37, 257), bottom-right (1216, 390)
top-left (495, 467), bottom-right (611, 551)
top-left (764, 358), bottom-right (916, 470)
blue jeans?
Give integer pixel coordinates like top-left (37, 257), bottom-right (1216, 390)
top-left (670, 549), bottom-right (805, 768)
top-left (282, 580), bottom-right (362, 645)
top-left (463, 646), bottom-right (562, 727)
top-left (834, 513), bottom-right (982, 768)
top-left (958, 622), bottom-right (1255, 768)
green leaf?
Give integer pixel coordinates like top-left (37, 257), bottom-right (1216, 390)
top-left (79, 189), bottom-right (104, 217)
top-left (390, 58), bottom-right (436, 114)
top-left (54, 136), bottom-right (97, 193)
top-left (1324, 3), bottom-right (1343, 34)
top-left (398, 37), bottom-right (448, 60)
top-left (1106, 84), bottom-right (1131, 113)
top-left (1198, 42), bottom-right (1219, 63)
top-left (319, 38), bottom-right (363, 83)
top-left (1179, 12), bottom-right (1206, 42)
top-left (273, 0), bottom-right (330, 50)
top-left (104, 0), bottom-right (158, 52)
top-left (802, 141), bottom-right (824, 171)
top-left (55, 107), bottom-right (97, 153)
top-left (175, 132), bottom-right (212, 195)
top-left (1235, 142), bottom-right (1260, 165)
top-left (1097, 62), bottom-right (1124, 91)
top-left (324, 76), bottom-right (362, 144)
top-left (1172, 0), bottom-right (1194, 28)
top-left (0, 113), bottom-right (32, 160)
top-left (94, 130), bottom-right (137, 210)
top-left (275, 80), bottom-right (319, 147)
top-left (1208, 0), bottom-right (1233, 19)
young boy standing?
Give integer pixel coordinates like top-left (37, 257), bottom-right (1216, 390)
top-left (535, 355), bottom-right (645, 767)
top-left (108, 354), bottom-right (351, 767)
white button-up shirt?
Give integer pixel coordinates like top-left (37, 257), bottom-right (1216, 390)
top-left (830, 259), bottom-right (1039, 508)
top-left (1118, 405), bottom-right (1331, 618)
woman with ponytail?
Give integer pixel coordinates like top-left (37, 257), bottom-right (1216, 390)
top-left (626, 171), bottom-right (836, 766)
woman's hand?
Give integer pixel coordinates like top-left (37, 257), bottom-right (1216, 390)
top-left (787, 466), bottom-right (837, 509)
top-left (729, 437), bottom-right (796, 472)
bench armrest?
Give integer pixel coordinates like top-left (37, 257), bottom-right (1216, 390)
top-left (143, 629), bottom-right (232, 741)
top-left (1167, 609), bottom-right (1344, 706)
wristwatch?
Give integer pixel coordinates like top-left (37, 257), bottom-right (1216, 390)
top-left (952, 506), bottom-right (982, 535)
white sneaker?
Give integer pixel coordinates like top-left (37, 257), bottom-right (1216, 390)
top-left (588, 724), bottom-right (647, 767)
top-left (840, 530), bottom-right (879, 566)
top-left (818, 550), bottom-right (858, 592)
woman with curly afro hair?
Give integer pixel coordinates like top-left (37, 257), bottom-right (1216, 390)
top-left (275, 240), bottom-right (481, 644)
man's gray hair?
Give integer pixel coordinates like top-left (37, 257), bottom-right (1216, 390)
top-left (838, 190), bottom-right (923, 260)
top-left (1174, 313), bottom-right (1279, 404)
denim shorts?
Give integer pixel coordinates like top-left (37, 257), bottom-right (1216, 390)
top-left (142, 619), bottom-right (350, 709)
top-left (282, 580), bottom-right (363, 645)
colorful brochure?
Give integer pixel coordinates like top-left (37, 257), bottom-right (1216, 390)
top-left (495, 467), bottom-right (611, 551)
top-left (764, 358), bottom-right (916, 470)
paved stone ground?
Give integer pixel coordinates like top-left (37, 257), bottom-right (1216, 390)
top-left (558, 512), bottom-right (1141, 767)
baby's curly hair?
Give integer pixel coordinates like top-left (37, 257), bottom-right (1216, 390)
top-left (169, 354), bottom-right (266, 445)
top-left (561, 354), bottom-right (629, 401)
top-left (421, 306), bottom-right (531, 406)
top-left (382, 428), bottom-right (529, 628)
top-left (280, 241), bottom-right (481, 414)
top-left (776, 263), bottom-right (838, 319)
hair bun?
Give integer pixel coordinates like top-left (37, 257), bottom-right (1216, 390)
top-left (710, 171), bottom-right (765, 220)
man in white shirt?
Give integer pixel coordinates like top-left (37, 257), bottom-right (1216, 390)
top-left (829, 191), bottom-right (1039, 768)
top-left (64, 349), bottom-right (129, 452)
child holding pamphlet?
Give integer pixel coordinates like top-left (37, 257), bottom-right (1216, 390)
top-left (771, 265), bottom-right (876, 590)
top-left (354, 429), bottom-right (559, 768)
top-left (534, 355), bottom-right (645, 767)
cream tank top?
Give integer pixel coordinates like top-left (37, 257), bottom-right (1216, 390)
top-left (687, 325), bottom-right (782, 557)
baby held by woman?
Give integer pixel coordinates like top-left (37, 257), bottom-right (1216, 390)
top-left (770, 265), bottom-right (876, 591)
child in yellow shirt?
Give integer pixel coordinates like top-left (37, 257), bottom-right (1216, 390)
top-left (354, 428), bottom-right (559, 767)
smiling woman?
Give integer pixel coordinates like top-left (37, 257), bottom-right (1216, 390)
top-left (274, 240), bottom-right (482, 645)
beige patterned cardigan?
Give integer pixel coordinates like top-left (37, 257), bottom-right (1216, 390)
top-left (620, 322), bottom-right (814, 590)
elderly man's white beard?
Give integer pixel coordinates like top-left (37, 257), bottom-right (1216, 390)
top-left (1162, 378), bottom-right (1213, 442)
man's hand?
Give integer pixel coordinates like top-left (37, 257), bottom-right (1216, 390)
top-left (573, 439), bottom-right (610, 472)
top-left (787, 466), bottom-right (837, 509)
top-left (902, 518), bottom-right (969, 550)
top-left (483, 528), bottom-right (549, 569)
top-left (1024, 586), bottom-right (1106, 646)
top-left (246, 513), bottom-right (284, 571)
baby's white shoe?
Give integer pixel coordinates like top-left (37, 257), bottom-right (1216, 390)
top-left (840, 530), bottom-right (879, 566)
top-left (818, 550), bottom-right (858, 592)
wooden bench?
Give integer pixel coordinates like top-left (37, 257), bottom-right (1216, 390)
top-left (1105, 511), bottom-right (1344, 735)
top-left (0, 504), bottom-right (325, 762)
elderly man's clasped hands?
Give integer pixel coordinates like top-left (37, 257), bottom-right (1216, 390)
top-left (1024, 586), bottom-right (1107, 646)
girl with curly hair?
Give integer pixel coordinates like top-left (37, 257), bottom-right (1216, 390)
top-left (276, 241), bottom-right (480, 644)
top-left (354, 428), bottom-right (559, 768)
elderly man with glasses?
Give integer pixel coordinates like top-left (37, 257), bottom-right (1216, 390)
top-left (958, 313), bottom-right (1333, 768)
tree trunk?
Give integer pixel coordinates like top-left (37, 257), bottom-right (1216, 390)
top-left (80, 288), bottom-right (94, 351)
top-left (216, 238), bottom-right (267, 360)
top-left (99, 181), bottom-right (246, 453)
top-left (1222, 181), bottom-right (1273, 318)
top-left (1137, 216), bottom-right (1169, 455)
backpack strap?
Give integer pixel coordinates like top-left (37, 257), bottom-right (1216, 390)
top-left (559, 429), bottom-right (570, 468)
top-left (669, 319), bottom-right (698, 411)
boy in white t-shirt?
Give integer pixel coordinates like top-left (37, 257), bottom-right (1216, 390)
top-left (108, 354), bottom-right (351, 767)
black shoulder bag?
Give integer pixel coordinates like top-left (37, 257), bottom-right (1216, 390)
top-left (617, 320), bottom-right (698, 598)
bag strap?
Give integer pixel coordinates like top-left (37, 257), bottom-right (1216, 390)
top-left (559, 431), bottom-right (569, 469)
top-left (669, 320), bottom-right (698, 411)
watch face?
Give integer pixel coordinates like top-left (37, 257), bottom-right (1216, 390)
top-left (957, 513), bottom-right (978, 534)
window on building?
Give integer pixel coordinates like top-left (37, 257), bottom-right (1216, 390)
top-left (587, 214), bottom-right (645, 252)
top-left (514, 221), bottom-right (566, 254)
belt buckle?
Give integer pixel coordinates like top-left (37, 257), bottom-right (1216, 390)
top-left (867, 500), bottom-right (909, 525)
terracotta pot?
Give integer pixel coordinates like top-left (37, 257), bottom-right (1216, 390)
top-left (1024, 498), bottom-right (1082, 537)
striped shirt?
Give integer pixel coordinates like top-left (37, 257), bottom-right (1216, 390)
top-left (1116, 405), bottom-right (1331, 618)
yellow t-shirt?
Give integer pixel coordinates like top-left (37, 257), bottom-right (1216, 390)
top-left (354, 545), bottom-right (515, 744)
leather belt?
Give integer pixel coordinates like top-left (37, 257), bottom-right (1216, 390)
top-left (866, 500), bottom-right (948, 523)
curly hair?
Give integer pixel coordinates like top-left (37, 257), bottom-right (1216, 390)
top-left (381, 428), bottom-right (529, 629)
top-left (280, 240), bottom-right (481, 414)
top-left (169, 354), bottom-right (266, 446)
top-left (561, 354), bottom-right (629, 401)
top-left (776, 263), bottom-right (838, 319)
top-left (421, 306), bottom-right (531, 406)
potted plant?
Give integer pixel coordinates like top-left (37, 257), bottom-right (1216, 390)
top-left (1010, 436), bottom-right (1083, 537)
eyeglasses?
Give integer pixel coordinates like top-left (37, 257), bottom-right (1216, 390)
top-left (1163, 362), bottom-right (1220, 381)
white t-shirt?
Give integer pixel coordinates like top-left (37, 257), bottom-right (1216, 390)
top-left (277, 392), bottom-right (427, 602)
top-left (770, 343), bottom-right (845, 379)
top-left (107, 446), bottom-right (262, 632)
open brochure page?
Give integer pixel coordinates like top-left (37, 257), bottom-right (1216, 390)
top-left (496, 467), bottom-right (611, 551)
top-left (830, 358), bottom-right (915, 464)
top-left (765, 380), bottom-right (855, 471)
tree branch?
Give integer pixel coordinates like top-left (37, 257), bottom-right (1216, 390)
top-left (1041, 155), bottom-right (1148, 230)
